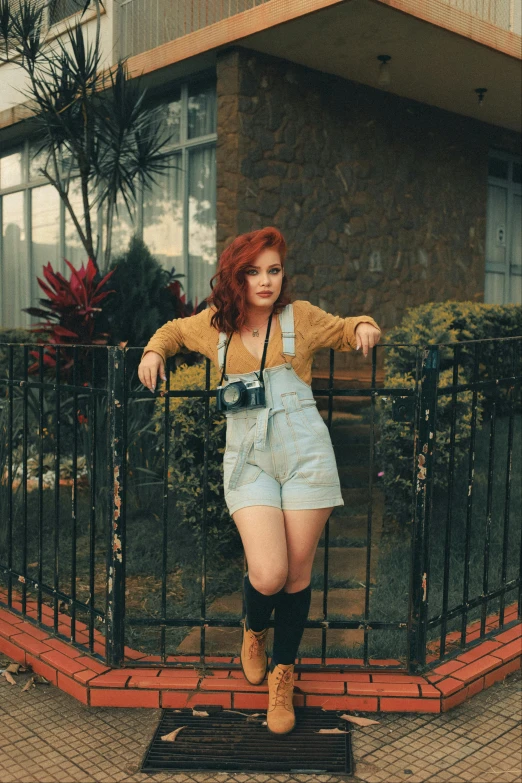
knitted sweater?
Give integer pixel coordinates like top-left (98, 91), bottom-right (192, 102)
top-left (141, 300), bottom-right (381, 387)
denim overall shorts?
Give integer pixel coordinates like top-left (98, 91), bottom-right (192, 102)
top-left (217, 303), bottom-right (345, 517)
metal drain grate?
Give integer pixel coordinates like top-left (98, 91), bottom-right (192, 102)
top-left (141, 705), bottom-right (353, 774)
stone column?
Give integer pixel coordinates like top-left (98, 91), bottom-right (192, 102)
top-left (216, 48), bottom-right (242, 259)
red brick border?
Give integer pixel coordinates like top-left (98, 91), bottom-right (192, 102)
top-left (1, 591), bottom-right (520, 713)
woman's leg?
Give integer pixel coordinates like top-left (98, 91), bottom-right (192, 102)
top-left (232, 505), bottom-right (288, 630)
top-left (271, 506), bottom-right (334, 667)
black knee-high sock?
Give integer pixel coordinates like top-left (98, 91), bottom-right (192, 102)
top-left (270, 583), bottom-right (312, 669)
top-left (243, 573), bottom-right (284, 632)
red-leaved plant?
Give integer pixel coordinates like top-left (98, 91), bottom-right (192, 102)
top-left (23, 257), bottom-right (116, 377)
top-left (166, 279), bottom-right (201, 318)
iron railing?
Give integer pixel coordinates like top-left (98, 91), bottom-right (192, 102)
top-left (0, 337), bottom-right (520, 673)
top-left (439, 0), bottom-right (520, 33)
top-left (118, 0), bottom-right (273, 59)
top-left (117, 0), bottom-right (521, 60)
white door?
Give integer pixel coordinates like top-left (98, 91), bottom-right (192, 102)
top-left (484, 151), bottom-right (521, 305)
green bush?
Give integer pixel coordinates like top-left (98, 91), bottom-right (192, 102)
top-left (151, 361), bottom-right (241, 557)
top-left (376, 301), bottom-right (521, 529)
top-left (100, 235), bottom-right (175, 351)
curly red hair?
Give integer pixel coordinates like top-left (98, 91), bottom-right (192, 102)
top-left (206, 226), bottom-right (292, 334)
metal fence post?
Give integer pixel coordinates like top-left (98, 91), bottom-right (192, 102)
top-left (105, 347), bottom-right (126, 667)
top-left (410, 345), bottom-right (440, 672)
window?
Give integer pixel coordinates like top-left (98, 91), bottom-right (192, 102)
top-left (485, 150), bottom-right (522, 305)
top-left (49, 0), bottom-right (85, 26)
top-left (140, 79), bottom-right (217, 310)
top-left (0, 75), bottom-right (217, 328)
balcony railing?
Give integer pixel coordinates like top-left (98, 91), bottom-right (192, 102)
top-left (119, 0), bottom-right (272, 59)
top-left (1, 337), bottom-right (520, 672)
top-left (117, 0), bottom-right (521, 60)
top-left (439, 0), bottom-right (520, 31)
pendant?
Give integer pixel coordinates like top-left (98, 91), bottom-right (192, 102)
top-left (252, 329), bottom-right (259, 337)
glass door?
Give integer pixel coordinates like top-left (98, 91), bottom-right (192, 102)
top-left (485, 151), bottom-right (522, 304)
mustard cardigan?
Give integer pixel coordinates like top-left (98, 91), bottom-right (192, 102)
top-left (141, 300), bottom-right (381, 387)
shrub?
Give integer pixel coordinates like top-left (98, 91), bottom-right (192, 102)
top-left (150, 361), bottom-right (241, 557)
top-left (376, 301), bottom-right (521, 529)
top-left (98, 234), bottom-right (209, 384)
top-left (21, 257), bottom-right (116, 379)
top-left (99, 235), bottom-right (186, 351)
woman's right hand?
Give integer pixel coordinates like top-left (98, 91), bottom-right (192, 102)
top-left (138, 351), bottom-right (167, 392)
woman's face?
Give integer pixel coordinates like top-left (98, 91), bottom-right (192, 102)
top-left (243, 248), bottom-right (283, 313)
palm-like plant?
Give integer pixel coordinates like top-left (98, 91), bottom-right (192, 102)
top-left (0, 0), bottom-right (179, 273)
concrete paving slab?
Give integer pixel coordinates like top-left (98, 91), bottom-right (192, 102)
top-left (1, 655), bottom-right (519, 782)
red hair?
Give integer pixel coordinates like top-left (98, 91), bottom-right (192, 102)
top-left (206, 226), bottom-right (292, 334)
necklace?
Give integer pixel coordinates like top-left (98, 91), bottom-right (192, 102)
top-left (243, 312), bottom-right (272, 337)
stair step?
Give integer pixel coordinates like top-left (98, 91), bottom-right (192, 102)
top-left (175, 587), bottom-right (370, 655)
top-left (175, 624), bottom-right (366, 656)
top-left (312, 546), bottom-right (376, 584)
top-left (340, 487), bottom-right (372, 505)
top-left (330, 425), bottom-right (373, 442)
top-left (203, 587), bottom-right (368, 621)
top-left (337, 487), bottom-right (386, 510)
top-left (337, 465), bottom-right (378, 487)
top-left (316, 398), bottom-right (374, 416)
top-left (333, 445), bottom-right (373, 468)
top-left (328, 510), bottom-right (382, 531)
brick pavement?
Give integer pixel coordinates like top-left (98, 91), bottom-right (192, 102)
top-left (1, 596), bottom-right (520, 714)
top-left (1, 655), bottom-right (520, 783)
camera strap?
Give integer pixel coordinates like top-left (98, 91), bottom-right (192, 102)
top-left (218, 308), bottom-right (274, 386)
top-left (219, 332), bottom-right (233, 386)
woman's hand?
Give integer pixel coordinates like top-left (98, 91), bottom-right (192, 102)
top-left (138, 351), bottom-right (167, 392)
top-left (354, 323), bottom-right (381, 358)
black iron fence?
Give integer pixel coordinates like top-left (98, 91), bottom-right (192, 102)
top-left (0, 337), bottom-right (520, 673)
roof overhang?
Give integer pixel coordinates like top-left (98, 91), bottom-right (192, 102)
top-left (1, 0), bottom-right (520, 137)
top-left (233, 0), bottom-right (522, 132)
top-left (124, 0), bottom-right (521, 133)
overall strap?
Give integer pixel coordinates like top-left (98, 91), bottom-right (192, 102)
top-left (217, 332), bottom-right (228, 372)
top-left (279, 303), bottom-right (296, 357)
top-left (217, 302), bottom-right (296, 369)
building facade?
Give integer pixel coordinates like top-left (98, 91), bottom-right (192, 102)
top-left (0, 0), bottom-right (520, 338)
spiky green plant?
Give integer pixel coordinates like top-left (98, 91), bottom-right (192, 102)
top-left (0, 0), bottom-right (179, 273)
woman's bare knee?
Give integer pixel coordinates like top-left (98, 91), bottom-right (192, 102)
top-left (249, 569), bottom-right (288, 595)
top-left (232, 505), bottom-right (288, 594)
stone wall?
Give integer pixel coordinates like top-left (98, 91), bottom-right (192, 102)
top-left (216, 46), bottom-right (520, 373)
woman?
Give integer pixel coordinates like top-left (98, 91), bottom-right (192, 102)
top-left (138, 226), bottom-right (381, 735)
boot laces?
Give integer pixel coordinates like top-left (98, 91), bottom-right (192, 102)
top-left (273, 667), bottom-right (294, 708)
top-left (248, 629), bottom-right (267, 659)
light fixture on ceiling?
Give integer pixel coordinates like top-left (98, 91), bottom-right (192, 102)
top-left (377, 55), bottom-right (391, 87)
top-left (475, 88), bottom-right (488, 106)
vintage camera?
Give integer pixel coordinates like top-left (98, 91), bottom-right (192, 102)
top-left (216, 376), bottom-right (266, 413)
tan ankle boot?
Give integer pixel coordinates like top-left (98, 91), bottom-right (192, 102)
top-left (240, 620), bottom-right (269, 685)
top-left (266, 662), bottom-right (296, 735)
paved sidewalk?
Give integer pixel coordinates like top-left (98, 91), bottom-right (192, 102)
top-left (1, 655), bottom-right (520, 783)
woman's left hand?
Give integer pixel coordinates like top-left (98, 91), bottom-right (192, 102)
top-left (354, 323), bottom-right (381, 358)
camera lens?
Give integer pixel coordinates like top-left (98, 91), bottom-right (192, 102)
top-left (223, 384), bottom-right (241, 405)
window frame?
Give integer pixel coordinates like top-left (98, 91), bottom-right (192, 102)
top-left (0, 72), bottom-right (217, 328)
top-left (48, 0), bottom-right (87, 27)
